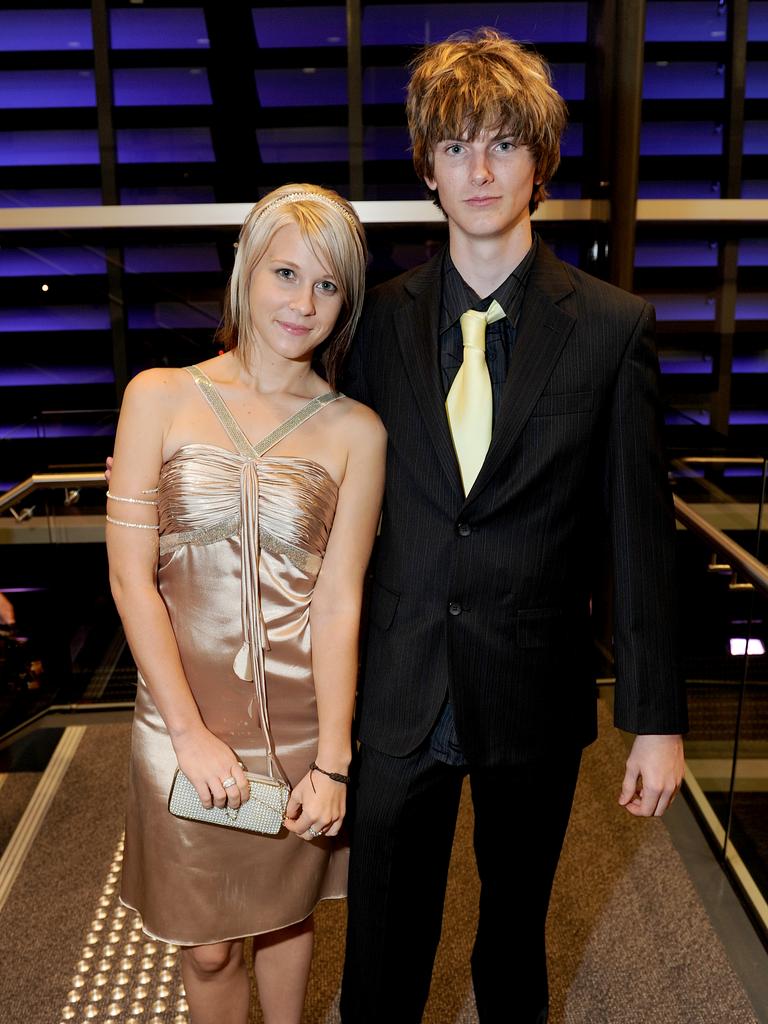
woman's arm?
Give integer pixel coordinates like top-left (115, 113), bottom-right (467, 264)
top-left (284, 401), bottom-right (386, 839)
top-left (107, 370), bottom-right (250, 809)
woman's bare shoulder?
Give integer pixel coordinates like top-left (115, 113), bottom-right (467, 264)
top-left (123, 366), bottom-right (190, 400)
top-left (334, 395), bottom-right (386, 438)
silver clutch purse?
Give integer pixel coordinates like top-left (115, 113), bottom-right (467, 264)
top-left (168, 768), bottom-right (290, 836)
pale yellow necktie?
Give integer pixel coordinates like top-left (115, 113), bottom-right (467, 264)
top-left (445, 299), bottom-right (506, 494)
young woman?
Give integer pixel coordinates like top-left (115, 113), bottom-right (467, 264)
top-left (106, 184), bottom-right (385, 1024)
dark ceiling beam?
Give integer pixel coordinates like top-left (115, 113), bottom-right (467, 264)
top-left (91, 0), bottom-right (128, 401)
top-left (347, 0), bottom-right (364, 200)
top-left (711, 0), bottom-right (749, 439)
top-left (608, 0), bottom-right (645, 293)
top-left (202, 4), bottom-right (263, 204)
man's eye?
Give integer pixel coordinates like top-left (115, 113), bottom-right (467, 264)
top-left (496, 141), bottom-right (514, 152)
top-left (446, 144), bottom-right (464, 155)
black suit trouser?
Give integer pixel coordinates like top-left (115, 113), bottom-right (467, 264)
top-left (340, 740), bottom-right (582, 1024)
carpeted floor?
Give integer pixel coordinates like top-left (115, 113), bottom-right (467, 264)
top-left (0, 702), bottom-right (763, 1024)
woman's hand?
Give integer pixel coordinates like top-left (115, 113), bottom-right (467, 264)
top-left (283, 767), bottom-right (347, 841)
top-left (172, 726), bottom-right (250, 810)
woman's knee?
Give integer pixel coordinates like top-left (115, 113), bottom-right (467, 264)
top-left (182, 941), bottom-right (241, 978)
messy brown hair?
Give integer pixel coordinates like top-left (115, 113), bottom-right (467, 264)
top-left (406, 28), bottom-right (568, 212)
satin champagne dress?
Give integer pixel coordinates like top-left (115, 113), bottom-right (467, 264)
top-left (120, 365), bottom-right (348, 945)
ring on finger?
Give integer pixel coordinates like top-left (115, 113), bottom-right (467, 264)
top-left (307, 826), bottom-right (322, 839)
top-left (222, 776), bottom-right (237, 789)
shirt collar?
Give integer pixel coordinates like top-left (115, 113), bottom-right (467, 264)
top-left (440, 234), bottom-right (538, 333)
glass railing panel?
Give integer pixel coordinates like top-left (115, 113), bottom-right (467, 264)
top-left (669, 456), bottom-right (767, 541)
top-left (675, 496), bottom-right (768, 930)
top-left (728, 634), bottom-right (768, 908)
top-left (0, 479), bottom-right (136, 743)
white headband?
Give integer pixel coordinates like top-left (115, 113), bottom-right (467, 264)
top-left (256, 190), bottom-right (358, 227)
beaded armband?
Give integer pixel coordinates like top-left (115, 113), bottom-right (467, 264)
top-left (105, 489), bottom-right (160, 530)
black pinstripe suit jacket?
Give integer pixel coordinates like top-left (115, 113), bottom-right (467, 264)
top-left (343, 241), bottom-right (688, 765)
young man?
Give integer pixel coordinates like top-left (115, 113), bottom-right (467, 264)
top-left (339, 29), bottom-right (687, 1024)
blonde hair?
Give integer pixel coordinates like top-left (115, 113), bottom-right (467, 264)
top-left (406, 28), bottom-right (568, 211)
top-left (217, 184), bottom-right (367, 389)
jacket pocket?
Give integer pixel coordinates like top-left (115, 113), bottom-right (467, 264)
top-left (515, 607), bottom-right (567, 649)
top-left (369, 579), bottom-right (400, 631)
top-left (531, 390), bottom-right (593, 417)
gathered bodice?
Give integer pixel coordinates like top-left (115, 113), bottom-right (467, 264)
top-left (158, 446), bottom-right (338, 563)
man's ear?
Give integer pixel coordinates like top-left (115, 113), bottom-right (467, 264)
top-left (424, 175), bottom-right (437, 192)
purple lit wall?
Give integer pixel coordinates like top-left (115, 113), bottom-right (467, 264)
top-left (744, 123), bottom-right (768, 155)
top-left (643, 63), bottom-right (724, 100)
top-left (658, 353), bottom-right (768, 375)
top-left (359, 4), bottom-right (588, 45)
top-left (127, 303), bottom-right (220, 330)
top-left (737, 240), bottom-right (768, 266)
top-left (659, 354), bottom-right (713, 374)
top-left (0, 131), bottom-right (99, 166)
top-left (0, 188), bottom-right (102, 207)
top-left (0, 246), bottom-right (221, 276)
top-left (665, 410), bottom-right (711, 426)
top-left (0, 307), bottom-right (110, 332)
top-left (749, 3), bottom-right (768, 41)
top-left (0, 10), bottom-right (93, 51)
top-left (0, 248), bottom-right (106, 276)
top-left (635, 241), bottom-right (718, 268)
top-left (109, 9), bottom-right (209, 50)
top-left (0, 70), bottom-right (96, 109)
top-left (123, 245), bottom-right (221, 274)
top-left (747, 63), bottom-right (768, 99)
top-left (742, 181), bottom-right (768, 198)
top-left (116, 128), bottom-right (214, 164)
top-left (0, 421), bottom-right (116, 441)
top-left (638, 181), bottom-right (721, 198)
top-left (253, 6), bottom-right (346, 48)
top-left (113, 69), bottom-right (212, 107)
top-left (641, 123), bottom-right (723, 157)
top-left (255, 64), bottom-right (584, 107)
top-left (253, 3), bottom-right (589, 48)
top-left (1, 366), bottom-right (114, 387)
top-left (120, 186), bottom-right (216, 205)
top-left (645, 3), bottom-right (727, 42)
top-left (646, 295), bottom-right (716, 321)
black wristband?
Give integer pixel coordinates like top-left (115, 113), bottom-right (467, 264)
top-left (309, 761), bottom-right (351, 785)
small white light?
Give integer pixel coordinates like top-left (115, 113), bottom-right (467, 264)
top-left (41, 283), bottom-right (49, 292)
top-left (729, 637), bottom-right (766, 656)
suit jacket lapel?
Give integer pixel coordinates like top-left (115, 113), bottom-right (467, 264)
top-left (466, 243), bottom-right (576, 503)
top-left (394, 250), bottom-right (464, 494)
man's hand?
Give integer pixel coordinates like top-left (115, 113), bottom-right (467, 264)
top-left (619, 733), bottom-right (684, 817)
top-left (105, 455), bottom-right (113, 483)
top-left (0, 592), bottom-right (15, 626)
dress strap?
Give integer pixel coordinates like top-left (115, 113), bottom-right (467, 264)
top-left (185, 365), bottom-right (255, 458)
top-left (254, 391), bottom-right (341, 457)
top-left (184, 365), bottom-right (341, 458)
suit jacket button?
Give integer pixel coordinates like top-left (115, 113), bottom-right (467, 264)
top-left (448, 602), bottom-right (462, 616)
top-left (457, 522), bottom-right (472, 537)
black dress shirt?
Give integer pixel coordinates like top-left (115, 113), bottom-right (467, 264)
top-left (432, 236), bottom-right (538, 766)
top-left (438, 235), bottom-right (538, 422)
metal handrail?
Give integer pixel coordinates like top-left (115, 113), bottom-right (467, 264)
top-left (674, 494), bottom-right (768, 595)
top-left (1, 477), bottom-right (766, 595)
top-left (0, 472), bottom-right (106, 516)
